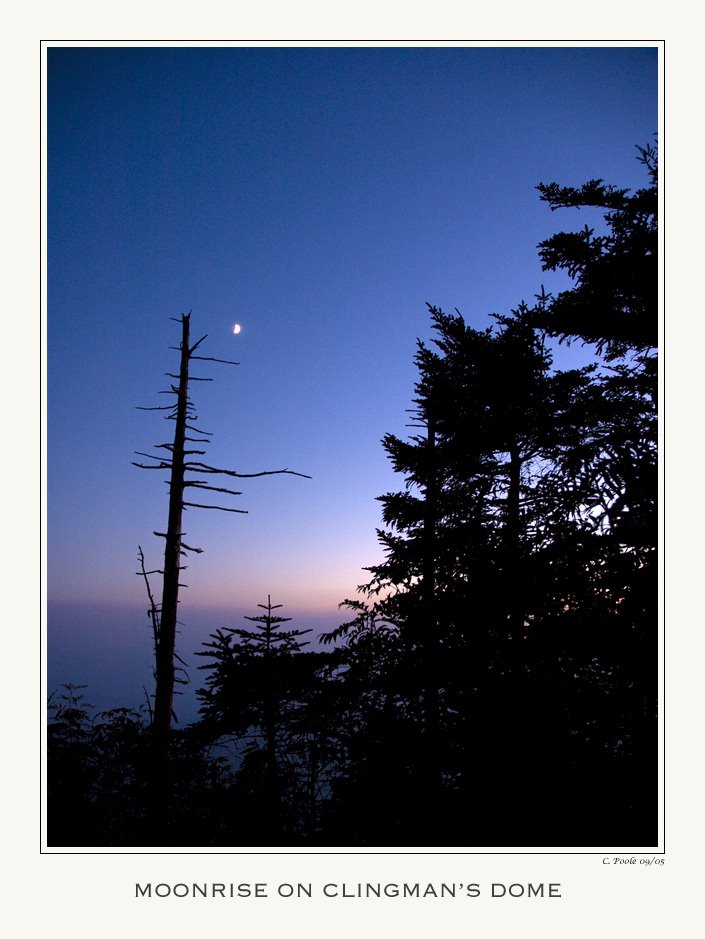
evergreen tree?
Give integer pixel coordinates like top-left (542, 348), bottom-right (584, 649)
top-left (324, 145), bottom-right (658, 844)
top-left (533, 141), bottom-right (657, 359)
top-left (197, 597), bottom-right (328, 842)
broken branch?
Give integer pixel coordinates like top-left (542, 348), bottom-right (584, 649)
top-left (183, 501), bottom-right (249, 513)
top-left (184, 460), bottom-right (312, 479)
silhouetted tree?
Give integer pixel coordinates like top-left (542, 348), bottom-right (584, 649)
top-left (319, 601), bottom-right (425, 844)
top-left (47, 684), bottom-right (100, 845)
top-left (47, 684), bottom-right (235, 847)
top-left (533, 141), bottom-right (657, 359)
top-left (528, 144), bottom-right (658, 840)
top-left (134, 312), bottom-right (309, 840)
top-left (323, 307), bottom-right (596, 841)
top-left (321, 144), bottom-right (658, 845)
top-left (197, 597), bottom-right (340, 843)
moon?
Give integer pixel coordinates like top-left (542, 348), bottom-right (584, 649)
top-left (233, 323), bottom-right (242, 334)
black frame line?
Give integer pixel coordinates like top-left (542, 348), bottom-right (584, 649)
top-left (40, 37), bottom-right (666, 859)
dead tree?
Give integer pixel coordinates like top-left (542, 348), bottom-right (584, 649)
top-left (134, 311), bottom-right (310, 809)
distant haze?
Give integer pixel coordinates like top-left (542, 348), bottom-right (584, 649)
top-left (48, 601), bottom-right (344, 725)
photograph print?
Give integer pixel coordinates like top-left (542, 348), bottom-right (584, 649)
top-left (46, 43), bottom-right (659, 850)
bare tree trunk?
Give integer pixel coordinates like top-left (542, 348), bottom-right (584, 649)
top-left (152, 313), bottom-right (191, 807)
top-left (133, 313), bottom-right (309, 842)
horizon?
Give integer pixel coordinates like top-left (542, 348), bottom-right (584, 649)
top-left (48, 599), bottom-right (344, 724)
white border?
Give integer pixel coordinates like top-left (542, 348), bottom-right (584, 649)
top-left (7, 11), bottom-right (698, 938)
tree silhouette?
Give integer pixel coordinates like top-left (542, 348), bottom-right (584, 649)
top-left (533, 141), bottom-right (657, 358)
top-left (197, 597), bottom-right (326, 842)
top-left (134, 312), bottom-right (309, 839)
top-left (47, 685), bottom-right (235, 847)
top-left (319, 145), bottom-right (658, 845)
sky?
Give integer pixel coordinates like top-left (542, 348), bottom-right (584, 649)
top-left (47, 44), bottom-right (658, 720)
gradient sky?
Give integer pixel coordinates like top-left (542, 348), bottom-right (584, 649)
top-left (47, 44), bottom-right (658, 719)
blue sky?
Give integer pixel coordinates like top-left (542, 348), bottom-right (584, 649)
top-left (47, 45), bottom-right (657, 718)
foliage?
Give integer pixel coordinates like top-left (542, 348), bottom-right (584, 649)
top-left (196, 598), bottom-right (340, 843)
top-left (533, 141), bottom-right (657, 359)
top-left (47, 684), bottom-right (234, 847)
